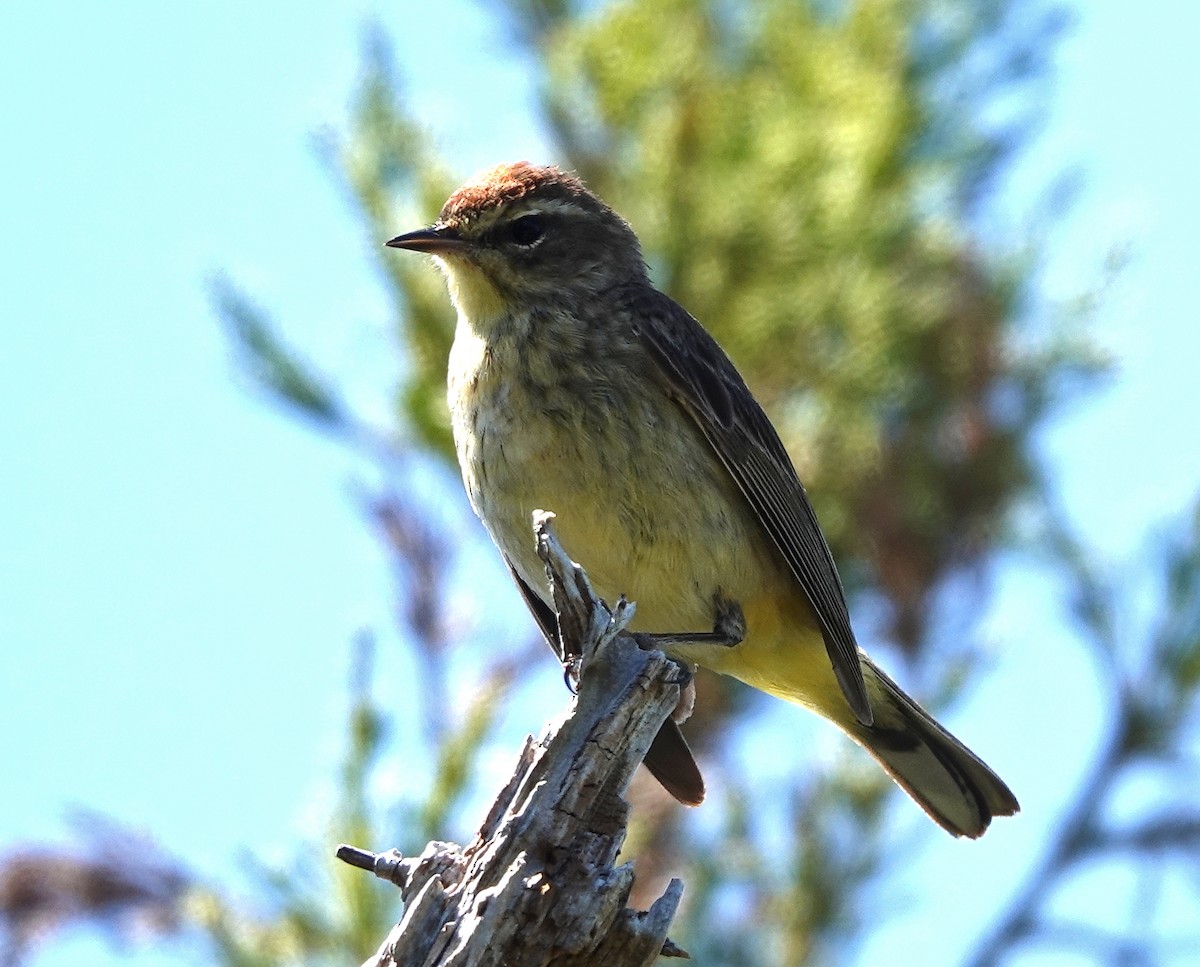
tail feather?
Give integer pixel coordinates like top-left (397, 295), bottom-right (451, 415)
top-left (853, 657), bottom-right (1019, 838)
top-left (644, 719), bottom-right (706, 806)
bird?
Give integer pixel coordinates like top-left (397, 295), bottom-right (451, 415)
top-left (386, 161), bottom-right (1019, 837)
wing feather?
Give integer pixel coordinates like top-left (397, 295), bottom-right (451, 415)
top-left (630, 289), bottom-right (873, 725)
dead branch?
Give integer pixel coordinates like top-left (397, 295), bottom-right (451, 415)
top-left (338, 512), bottom-right (691, 967)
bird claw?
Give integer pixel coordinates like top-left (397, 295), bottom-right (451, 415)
top-left (561, 654), bottom-right (582, 694)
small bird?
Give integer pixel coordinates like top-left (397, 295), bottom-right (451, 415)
top-left (387, 162), bottom-right (1019, 837)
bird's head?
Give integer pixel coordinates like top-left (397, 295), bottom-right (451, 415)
top-left (387, 162), bottom-right (645, 325)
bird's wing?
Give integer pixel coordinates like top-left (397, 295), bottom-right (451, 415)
top-left (505, 558), bottom-right (707, 805)
top-left (631, 290), bottom-right (873, 726)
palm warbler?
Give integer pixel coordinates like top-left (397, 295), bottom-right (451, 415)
top-left (387, 162), bottom-right (1018, 837)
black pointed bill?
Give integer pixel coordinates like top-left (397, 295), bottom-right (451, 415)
top-left (385, 226), bottom-right (465, 253)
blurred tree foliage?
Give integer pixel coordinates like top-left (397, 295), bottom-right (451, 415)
top-left (6, 1), bottom-right (1199, 966)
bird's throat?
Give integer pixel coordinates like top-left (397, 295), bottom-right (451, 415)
top-left (439, 258), bottom-right (510, 334)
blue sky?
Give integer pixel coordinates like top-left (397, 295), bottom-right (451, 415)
top-left (2, 2), bottom-right (1198, 966)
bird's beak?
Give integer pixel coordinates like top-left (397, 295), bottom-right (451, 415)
top-left (385, 225), bottom-right (465, 253)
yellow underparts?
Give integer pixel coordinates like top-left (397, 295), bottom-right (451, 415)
top-left (666, 588), bottom-right (850, 722)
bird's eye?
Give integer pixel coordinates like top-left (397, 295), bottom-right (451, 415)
top-left (507, 214), bottom-right (545, 247)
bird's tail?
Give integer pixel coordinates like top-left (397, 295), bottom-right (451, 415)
top-left (849, 656), bottom-right (1019, 838)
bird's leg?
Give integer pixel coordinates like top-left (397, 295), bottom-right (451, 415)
top-left (627, 595), bottom-right (744, 723)
top-left (631, 593), bottom-right (746, 652)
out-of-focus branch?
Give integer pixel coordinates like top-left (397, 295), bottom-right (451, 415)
top-left (340, 515), bottom-right (691, 967)
top-left (365, 490), bottom-right (452, 747)
top-left (964, 693), bottom-right (1127, 967)
top-left (0, 826), bottom-right (189, 967)
top-left (967, 499), bottom-right (1200, 966)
